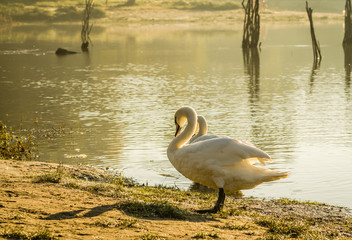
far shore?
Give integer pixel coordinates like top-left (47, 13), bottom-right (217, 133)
top-left (1, 6), bottom-right (345, 29)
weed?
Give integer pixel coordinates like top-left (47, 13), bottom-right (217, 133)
top-left (93, 218), bottom-right (138, 228)
top-left (107, 173), bottom-right (138, 187)
top-left (255, 215), bottom-right (309, 238)
top-left (192, 232), bottom-right (219, 239)
top-left (1, 226), bottom-right (55, 240)
top-left (63, 177), bottom-right (122, 195)
top-left (33, 162), bottom-right (65, 183)
top-left (0, 122), bottom-right (37, 161)
top-left (140, 233), bottom-right (166, 240)
top-left (275, 198), bottom-right (320, 206)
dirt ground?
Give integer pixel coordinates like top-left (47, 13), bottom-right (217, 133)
top-left (1, 159), bottom-right (352, 240)
top-left (0, 159), bottom-right (265, 239)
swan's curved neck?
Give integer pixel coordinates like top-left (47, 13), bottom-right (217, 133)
top-left (167, 107), bottom-right (197, 160)
top-left (197, 116), bottom-right (208, 137)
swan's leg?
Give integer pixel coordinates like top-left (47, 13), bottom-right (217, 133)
top-left (197, 188), bottom-right (225, 214)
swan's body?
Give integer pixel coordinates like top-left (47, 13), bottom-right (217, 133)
top-left (167, 106), bottom-right (289, 213)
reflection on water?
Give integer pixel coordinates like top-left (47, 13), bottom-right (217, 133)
top-left (1, 23), bottom-right (352, 209)
top-left (309, 61), bottom-right (320, 93)
top-left (344, 44), bottom-right (352, 91)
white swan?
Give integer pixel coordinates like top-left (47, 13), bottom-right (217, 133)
top-left (167, 106), bottom-right (289, 213)
top-left (189, 115), bottom-right (219, 143)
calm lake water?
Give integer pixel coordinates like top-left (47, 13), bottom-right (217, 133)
top-left (1, 22), bottom-right (351, 209)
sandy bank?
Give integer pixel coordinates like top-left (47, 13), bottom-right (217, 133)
top-left (0, 159), bottom-right (351, 239)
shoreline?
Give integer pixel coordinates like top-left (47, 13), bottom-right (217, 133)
top-left (1, 159), bottom-right (351, 239)
top-left (1, 7), bottom-right (344, 29)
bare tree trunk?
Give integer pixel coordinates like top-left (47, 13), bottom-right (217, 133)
top-left (241, 0), bottom-right (260, 49)
top-left (344, 0), bottom-right (352, 46)
top-left (306, 1), bottom-right (322, 63)
top-left (81, 0), bottom-right (94, 52)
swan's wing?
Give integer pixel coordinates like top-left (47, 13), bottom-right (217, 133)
top-left (176, 137), bottom-right (271, 167)
top-left (235, 140), bottom-right (272, 165)
top-left (225, 139), bottom-right (271, 165)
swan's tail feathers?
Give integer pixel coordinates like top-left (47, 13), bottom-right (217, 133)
top-left (248, 157), bottom-right (273, 166)
top-left (258, 157), bottom-right (273, 166)
top-left (264, 171), bottom-right (290, 182)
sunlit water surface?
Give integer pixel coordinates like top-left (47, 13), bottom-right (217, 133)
top-left (1, 23), bottom-right (351, 209)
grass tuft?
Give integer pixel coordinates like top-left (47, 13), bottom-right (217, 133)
top-left (255, 215), bottom-right (309, 238)
top-left (192, 232), bottom-right (220, 239)
top-left (93, 218), bottom-right (138, 228)
top-left (140, 233), bottom-right (166, 240)
top-left (119, 201), bottom-right (188, 219)
top-left (0, 122), bottom-right (37, 161)
top-left (1, 226), bottom-right (55, 240)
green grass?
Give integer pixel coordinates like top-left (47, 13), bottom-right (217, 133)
top-left (140, 233), bottom-right (166, 240)
top-left (255, 215), bottom-right (309, 238)
top-left (1, 226), bottom-right (55, 240)
top-left (93, 217), bottom-right (138, 228)
top-left (33, 163), bottom-right (65, 183)
top-left (274, 198), bottom-right (320, 206)
top-left (192, 232), bottom-right (220, 239)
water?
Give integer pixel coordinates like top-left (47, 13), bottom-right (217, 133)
top-left (1, 23), bottom-right (351, 209)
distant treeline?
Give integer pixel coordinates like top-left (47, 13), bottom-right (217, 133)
top-left (268, 0), bottom-right (346, 13)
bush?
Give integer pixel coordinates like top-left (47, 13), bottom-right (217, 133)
top-left (0, 122), bottom-right (36, 161)
top-left (53, 6), bottom-right (81, 21)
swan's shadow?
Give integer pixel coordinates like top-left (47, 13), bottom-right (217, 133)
top-left (44, 201), bottom-right (212, 222)
top-left (118, 201), bottom-right (214, 222)
top-left (44, 204), bottom-right (118, 220)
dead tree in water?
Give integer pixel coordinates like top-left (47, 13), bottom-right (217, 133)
top-left (343, 0), bottom-right (352, 89)
top-left (242, 0), bottom-right (260, 48)
top-left (305, 1), bottom-right (322, 63)
top-left (343, 0), bottom-right (352, 46)
top-left (81, 0), bottom-right (94, 52)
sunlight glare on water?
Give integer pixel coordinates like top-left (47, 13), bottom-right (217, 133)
top-left (0, 23), bottom-right (352, 208)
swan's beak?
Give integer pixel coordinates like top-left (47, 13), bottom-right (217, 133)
top-left (175, 124), bottom-right (181, 137)
top-left (174, 117), bottom-right (181, 137)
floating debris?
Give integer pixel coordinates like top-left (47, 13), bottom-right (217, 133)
top-left (64, 154), bottom-right (87, 159)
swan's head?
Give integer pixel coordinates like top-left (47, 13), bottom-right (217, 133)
top-left (174, 106), bottom-right (196, 137)
top-left (174, 115), bottom-right (186, 137)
